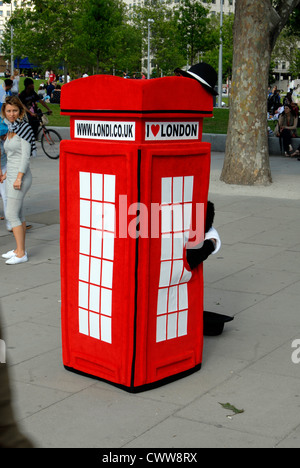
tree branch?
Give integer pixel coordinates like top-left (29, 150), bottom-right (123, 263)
top-left (269, 0), bottom-right (300, 49)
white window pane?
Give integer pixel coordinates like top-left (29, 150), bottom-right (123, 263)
top-left (173, 177), bottom-right (183, 204)
top-left (184, 203), bottom-right (192, 231)
top-left (80, 227), bottom-right (90, 255)
top-left (173, 204), bottom-right (183, 232)
top-left (170, 260), bottom-right (183, 285)
top-left (78, 281), bottom-right (89, 309)
top-left (178, 310), bottom-right (188, 337)
top-left (103, 203), bottom-right (115, 232)
top-left (104, 174), bottom-right (115, 203)
top-left (101, 288), bottom-right (112, 316)
top-left (156, 315), bottom-right (167, 342)
top-left (161, 205), bottom-right (172, 234)
top-left (159, 261), bottom-right (172, 287)
top-left (80, 172), bottom-right (90, 199)
top-left (161, 234), bottom-right (172, 261)
top-left (79, 308), bottom-right (89, 335)
top-left (167, 312), bottom-right (178, 340)
top-left (161, 178), bottom-right (172, 205)
top-left (90, 312), bottom-right (100, 340)
top-left (102, 232), bottom-right (114, 260)
top-left (79, 254), bottom-right (89, 282)
top-left (168, 286), bottom-right (178, 312)
top-left (90, 257), bottom-right (101, 285)
top-left (173, 232), bottom-right (184, 260)
top-left (92, 202), bottom-right (103, 230)
top-left (80, 200), bottom-right (90, 227)
top-left (180, 268), bottom-right (192, 284)
top-left (101, 315), bottom-right (112, 344)
top-left (89, 284), bottom-right (100, 312)
top-left (102, 260), bottom-right (113, 289)
top-left (179, 283), bottom-right (188, 310)
top-left (184, 176), bottom-right (193, 202)
top-left (157, 288), bottom-right (168, 315)
top-left (92, 173), bottom-right (102, 201)
top-left (91, 229), bottom-right (102, 258)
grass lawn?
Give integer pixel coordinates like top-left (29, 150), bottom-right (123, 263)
top-left (203, 108), bottom-right (229, 134)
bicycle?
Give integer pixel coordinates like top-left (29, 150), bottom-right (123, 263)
top-left (36, 110), bottom-right (62, 160)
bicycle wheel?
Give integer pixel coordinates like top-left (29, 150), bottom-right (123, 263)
top-left (41, 129), bottom-right (62, 160)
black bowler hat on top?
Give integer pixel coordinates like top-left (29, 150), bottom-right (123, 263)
top-left (174, 62), bottom-right (219, 96)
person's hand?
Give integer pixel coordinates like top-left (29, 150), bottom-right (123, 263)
top-left (13, 178), bottom-right (22, 190)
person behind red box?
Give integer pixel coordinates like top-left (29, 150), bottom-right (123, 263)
top-left (185, 201), bottom-right (233, 336)
top-left (186, 201), bottom-right (221, 270)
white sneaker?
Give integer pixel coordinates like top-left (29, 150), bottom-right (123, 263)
top-left (6, 254), bottom-right (28, 265)
top-left (2, 250), bottom-right (16, 259)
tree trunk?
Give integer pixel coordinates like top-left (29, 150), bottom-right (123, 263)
top-left (220, 0), bottom-right (300, 186)
top-left (221, 0), bottom-right (272, 185)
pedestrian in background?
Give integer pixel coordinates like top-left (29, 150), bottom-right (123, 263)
top-left (0, 96), bottom-right (36, 265)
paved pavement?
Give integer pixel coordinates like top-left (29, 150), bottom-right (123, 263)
top-left (0, 147), bottom-right (300, 448)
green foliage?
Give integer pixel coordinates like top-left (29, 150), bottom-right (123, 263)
top-left (2, 0), bottom-right (234, 80)
top-left (202, 14), bottom-right (234, 79)
top-left (175, 0), bottom-right (211, 66)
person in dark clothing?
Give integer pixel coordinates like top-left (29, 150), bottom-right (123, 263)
top-left (186, 201), bottom-right (233, 336)
top-left (19, 78), bottom-right (52, 138)
top-left (186, 201), bottom-right (220, 270)
top-left (267, 87), bottom-right (281, 115)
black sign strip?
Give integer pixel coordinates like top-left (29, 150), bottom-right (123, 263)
top-left (130, 149), bottom-right (142, 389)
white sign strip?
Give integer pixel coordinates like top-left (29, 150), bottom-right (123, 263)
top-left (75, 120), bottom-right (136, 141)
top-left (145, 122), bottom-right (199, 141)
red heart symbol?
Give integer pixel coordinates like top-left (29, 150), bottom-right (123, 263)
top-left (151, 124), bottom-right (160, 137)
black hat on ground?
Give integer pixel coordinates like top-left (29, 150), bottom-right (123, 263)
top-left (174, 62), bottom-right (218, 96)
top-left (203, 311), bottom-right (234, 336)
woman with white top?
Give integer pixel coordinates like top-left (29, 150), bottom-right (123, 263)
top-left (0, 96), bottom-right (36, 265)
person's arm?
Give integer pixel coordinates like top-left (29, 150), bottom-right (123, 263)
top-left (278, 115), bottom-right (284, 132)
top-left (186, 240), bottom-right (216, 270)
top-left (38, 99), bottom-right (52, 114)
top-left (281, 116), bottom-right (298, 131)
top-left (13, 139), bottom-right (31, 191)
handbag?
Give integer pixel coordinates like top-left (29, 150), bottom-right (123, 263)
top-left (0, 117), bottom-right (8, 136)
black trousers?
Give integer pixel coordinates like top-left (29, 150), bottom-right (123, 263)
top-left (280, 129), bottom-right (293, 152)
top-left (27, 114), bottom-right (40, 139)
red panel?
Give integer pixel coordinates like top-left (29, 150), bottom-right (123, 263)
top-left (133, 143), bottom-right (211, 387)
top-left (61, 75), bottom-right (213, 120)
top-left (60, 140), bottom-right (138, 387)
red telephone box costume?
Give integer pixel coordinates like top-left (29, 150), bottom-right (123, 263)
top-left (59, 72), bottom-right (215, 392)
